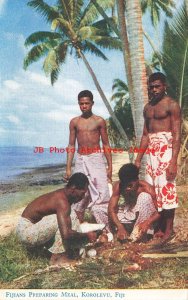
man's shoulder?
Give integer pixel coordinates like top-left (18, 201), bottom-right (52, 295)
top-left (93, 114), bottom-right (105, 122)
top-left (139, 180), bottom-right (154, 192)
top-left (70, 116), bottom-right (80, 123)
top-left (163, 96), bottom-right (180, 107)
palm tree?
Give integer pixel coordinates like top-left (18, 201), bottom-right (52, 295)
top-left (140, 0), bottom-right (176, 27)
top-left (161, 4), bottom-right (188, 181)
top-left (92, 0), bottom-right (147, 144)
top-left (24, 0), bottom-right (130, 148)
top-left (108, 78), bottom-right (134, 160)
top-left (162, 4), bottom-right (188, 110)
top-left (110, 78), bottom-right (134, 140)
top-left (124, 0), bottom-right (148, 145)
top-left (111, 78), bottom-right (129, 107)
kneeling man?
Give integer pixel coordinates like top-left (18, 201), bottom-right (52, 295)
top-left (16, 173), bottom-right (97, 265)
top-left (109, 164), bottom-right (159, 242)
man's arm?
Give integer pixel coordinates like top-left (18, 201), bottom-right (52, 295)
top-left (138, 211), bottom-right (160, 234)
top-left (139, 180), bottom-right (157, 208)
top-left (166, 100), bottom-right (181, 181)
top-left (65, 119), bottom-right (76, 180)
top-left (56, 202), bottom-right (97, 247)
top-left (134, 120), bottom-right (149, 168)
top-left (100, 118), bottom-right (112, 181)
top-left (108, 182), bottom-right (128, 240)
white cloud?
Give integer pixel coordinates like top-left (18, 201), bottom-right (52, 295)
top-left (1, 68), bottom-right (111, 146)
top-left (3, 80), bottom-right (21, 90)
top-left (28, 72), bottom-right (51, 86)
top-left (0, 0), bottom-right (6, 16)
top-left (6, 115), bottom-right (20, 125)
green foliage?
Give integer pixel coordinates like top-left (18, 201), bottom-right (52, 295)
top-left (162, 5), bottom-right (188, 113)
top-left (107, 79), bottom-right (134, 147)
top-left (140, 0), bottom-right (176, 27)
top-left (24, 0), bottom-right (121, 85)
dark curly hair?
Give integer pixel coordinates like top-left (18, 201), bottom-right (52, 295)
top-left (67, 173), bottom-right (89, 189)
top-left (78, 90), bottom-right (93, 102)
top-left (118, 163), bottom-right (139, 195)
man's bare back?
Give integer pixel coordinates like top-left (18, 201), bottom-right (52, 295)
top-left (22, 188), bottom-right (69, 223)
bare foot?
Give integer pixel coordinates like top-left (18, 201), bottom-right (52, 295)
top-left (50, 253), bottom-right (79, 267)
top-left (161, 230), bottom-right (174, 243)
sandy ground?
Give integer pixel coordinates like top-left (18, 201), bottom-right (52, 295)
top-left (0, 151), bottom-right (187, 241)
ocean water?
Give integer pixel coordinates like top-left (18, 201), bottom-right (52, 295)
top-left (0, 146), bottom-right (67, 182)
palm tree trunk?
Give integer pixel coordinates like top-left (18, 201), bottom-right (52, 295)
top-left (125, 0), bottom-right (148, 144)
top-left (79, 50), bottom-right (130, 148)
top-left (116, 0), bottom-right (136, 129)
top-left (185, 0), bottom-right (188, 17)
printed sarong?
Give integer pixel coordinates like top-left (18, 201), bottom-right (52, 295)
top-left (16, 210), bottom-right (81, 254)
top-left (145, 132), bottom-right (178, 211)
top-left (117, 192), bottom-right (156, 234)
top-left (72, 152), bottom-right (110, 225)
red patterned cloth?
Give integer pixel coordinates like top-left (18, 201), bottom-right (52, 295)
top-left (145, 132), bottom-right (178, 211)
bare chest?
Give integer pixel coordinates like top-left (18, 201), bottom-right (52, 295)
top-left (76, 118), bottom-right (99, 133)
top-left (145, 102), bottom-right (170, 120)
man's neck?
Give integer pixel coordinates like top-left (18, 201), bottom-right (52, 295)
top-left (150, 93), bottom-right (166, 106)
top-left (81, 111), bottom-right (93, 119)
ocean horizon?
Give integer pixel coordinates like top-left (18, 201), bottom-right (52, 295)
top-left (0, 146), bottom-right (67, 182)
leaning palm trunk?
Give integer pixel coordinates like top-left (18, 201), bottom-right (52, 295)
top-left (79, 50), bottom-right (130, 148)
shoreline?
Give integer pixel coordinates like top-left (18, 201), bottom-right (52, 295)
top-left (0, 152), bottom-right (129, 238)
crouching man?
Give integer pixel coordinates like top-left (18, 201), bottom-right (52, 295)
top-left (16, 173), bottom-right (97, 266)
top-left (108, 164), bottom-right (160, 242)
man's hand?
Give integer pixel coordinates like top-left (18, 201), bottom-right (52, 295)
top-left (134, 159), bottom-right (141, 169)
top-left (138, 220), bottom-right (150, 234)
top-left (166, 161), bottom-right (177, 181)
top-left (86, 231), bottom-right (97, 243)
top-left (117, 226), bottom-right (128, 241)
top-left (64, 169), bottom-right (71, 181)
top-left (106, 167), bottom-right (112, 182)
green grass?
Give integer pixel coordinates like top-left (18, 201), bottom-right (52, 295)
top-left (0, 234), bottom-right (187, 289)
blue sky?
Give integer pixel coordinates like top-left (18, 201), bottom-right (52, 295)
top-left (0, 0), bottom-right (182, 147)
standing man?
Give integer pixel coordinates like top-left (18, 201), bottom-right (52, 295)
top-left (65, 90), bottom-right (112, 225)
top-left (135, 72), bottom-right (181, 241)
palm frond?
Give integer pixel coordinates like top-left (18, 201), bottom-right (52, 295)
top-left (23, 43), bottom-right (49, 69)
top-left (25, 31), bottom-right (62, 47)
top-left (140, 0), bottom-right (175, 27)
top-left (112, 79), bottom-right (128, 92)
top-left (111, 92), bottom-right (126, 101)
top-left (79, 0), bottom-right (114, 27)
top-left (51, 17), bottom-right (72, 35)
top-left (27, 0), bottom-right (59, 23)
top-left (51, 67), bottom-right (61, 85)
top-left (92, 17), bottom-right (117, 34)
top-left (162, 5), bottom-right (188, 109)
top-left (78, 26), bottom-right (99, 40)
top-left (81, 41), bottom-right (108, 60)
top-left (43, 49), bottom-right (58, 76)
top-left (90, 36), bottom-right (122, 50)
